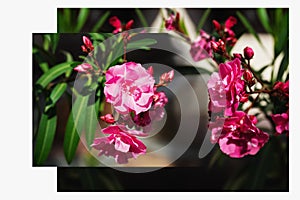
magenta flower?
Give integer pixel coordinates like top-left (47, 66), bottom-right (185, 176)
top-left (271, 112), bottom-right (289, 135)
top-left (208, 58), bottom-right (244, 116)
top-left (91, 125), bottom-right (147, 164)
top-left (109, 16), bottom-right (134, 34)
top-left (74, 63), bottom-right (93, 73)
top-left (219, 58), bottom-right (245, 116)
top-left (210, 111), bottom-right (269, 158)
top-left (190, 30), bottom-right (213, 61)
top-left (104, 62), bottom-right (155, 115)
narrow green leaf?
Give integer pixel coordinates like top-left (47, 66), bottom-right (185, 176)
top-left (75, 8), bottom-right (89, 32)
top-left (85, 96), bottom-right (100, 149)
top-left (63, 8), bottom-right (72, 32)
top-left (50, 82), bottom-right (67, 102)
top-left (34, 111), bottom-right (57, 165)
top-left (50, 34), bottom-right (60, 54)
top-left (276, 52), bottom-right (289, 82)
top-left (197, 8), bottom-right (211, 31)
top-left (91, 11), bottom-right (110, 32)
top-left (274, 12), bottom-right (288, 58)
top-left (127, 38), bottom-right (157, 50)
top-left (179, 18), bottom-right (189, 36)
top-left (236, 11), bottom-right (262, 45)
top-left (36, 61), bottom-right (81, 89)
top-left (89, 33), bottom-right (105, 41)
top-left (61, 51), bottom-right (74, 78)
top-left (135, 8), bottom-right (149, 27)
top-left (257, 8), bottom-right (272, 33)
top-left (63, 95), bottom-right (89, 164)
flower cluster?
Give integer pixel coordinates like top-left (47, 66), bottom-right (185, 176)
top-left (206, 46), bottom-right (289, 158)
top-left (93, 62), bottom-right (174, 164)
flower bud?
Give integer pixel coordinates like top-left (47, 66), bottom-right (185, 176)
top-left (212, 20), bottom-right (221, 31)
top-left (83, 36), bottom-right (94, 51)
top-left (74, 63), bottom-right (93, 73)
top-left (243, 46), bottom-right (254, 60)
top-left (81, 45), bottom-right (87, 52)
top-left (233, 53), bottom-right (242, 60)
top-left (243, 70), bottom-right (253, 82)
top-left (160, 70), bottom-right (174, 83)
top-left (211, 39), bottom-right (226, 54)
top-left (240, 93), bottom-right (249, 103)
top-left (100, 114), bottom-right (115, 124)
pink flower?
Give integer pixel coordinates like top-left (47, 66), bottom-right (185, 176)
top-left (109, 16), bottom-right (134, 34)
top-left (219, 58), bottom-right (244, 116)
top-left (91, 125), bottom-right (147, 164)
top-left (207, 72), bottom-right (227, 113)
top-left (210, 111), bottom-right (269, 158)
top-left (273, 80), bottom-right (289, 97)
top-left (271, 112), bottom-right (289, 134)
top-left (104, 62), bottom-right (155, 115)
top-left (208, 58), bottom-right (244, 116)
top-left (165, 13), bottom-right (180, 31)
top-left (190, 30), bottom-right (213, 61)
top-left (74, 63), bottom-right (93, 73)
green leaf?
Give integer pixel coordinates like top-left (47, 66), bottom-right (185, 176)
top-left (61, 51), bottom-right (74, 78)
top-left (127, 38), bottom-right (157, 50)
top-left (257, 8), bottom-right (272, 33)
top-left (75, 8), bottom-right (89, 32)
top-left (36, 61), bottom-right (81, 89)
top-left (276, 52), bottom-right (289, 82)
top-left (89, 33), bottom-right (105, 41)
top-left (135, 8), bottom-right (149, 27)
top-left (45, 83), bottom-right (67, 112)
top-left (274, 12), bottom-right (288, 58)
top-left (85, 96), bottom-right (100, 149)
top-left (236, 11), bottom-right (262, 46)
top-left (197, 8), bottom-right (211, 31)
top-left (50, 34), bottom-right (60, 54)
top-left (64, 95), bottom-right (89, 164)
top-left (179, 18), bottom-right (189, 36)
top-left (34, 111), bottom-right (57, 165)
top-left (91, 11), bottom-right (110, 32)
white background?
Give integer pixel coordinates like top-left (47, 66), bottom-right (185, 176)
top-left (0, 0), bottom-right (299, 199)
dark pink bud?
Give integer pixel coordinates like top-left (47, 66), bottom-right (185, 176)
top-left (233, 53), bottom-right (242, 60)
top-left (125, 19), bottom-right (134, 30)
top-left (211, 39), bottom-right (226, 54)
top-left (225, 16), bottom-right (237, 29)
top-left (83, 36), bottom-right (94, 51)
top-left (109, 16), bottom-right (122, 29)
top-left (212, 20), bottom-right (221, 31)
top-left (243, 46), bottom-right (254, 60)
top-left (100, 114), bottom-right (115, 124)
top-left (243, 70), bottom-right (253, 82)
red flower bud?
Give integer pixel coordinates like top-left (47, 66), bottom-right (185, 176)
top-left (243, 70), bottom-right (253, 82)
top-left (212, 20), bottom-right (221, 31)
top-left (211, 39), bottom-right (226, 54)
top-left (233, 53), bottom-right (242, 60)
top-left (240, 93), bottom-right (249, 103)
top-left (225, 16), bottom-right (237, 29)
top-left (243, 46), bottom-right (254, 60)
top-left (100, 114), bottom-right (115, 124)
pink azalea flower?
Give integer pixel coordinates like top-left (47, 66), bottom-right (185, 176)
top-left (271, 112), bottom-right (289, 134)
top-left (190, 30), bottom-right (213, 61)
top-left (104, 62), bottom-right (155, 115)
top-left (74, 63), bottom-right (93, 73)
top-left (91, 125), bottom-right (147, 164)
top-left (210, 111), bottom-right (269, 158)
